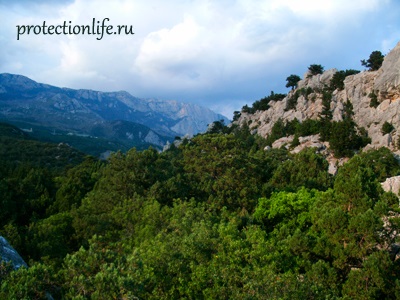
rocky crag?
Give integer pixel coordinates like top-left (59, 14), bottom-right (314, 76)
top-left (235, 41), bottom-right (400, 172)
top-left (0, 236), bottom-right (27, 270)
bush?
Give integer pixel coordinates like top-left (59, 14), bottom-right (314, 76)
top-left (369, 91), bottom-right (379, 108)
top-left (381, 121), bottom-right (394, 135)
top-left (242, 91), bottom-right (286, 114)
top-left (265, 118), bottom-right (321, 146)
top-left (330, 69), bottom-right (360, 90)
top-left (285, 87), bottom-right (314, 111)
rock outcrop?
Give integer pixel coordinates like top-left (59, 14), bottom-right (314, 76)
top-left (0, 236), bottom-right (27, 269)
top-left (374, 44), bottom-right (400, 100)
top-left (235, 41), bottom-right (400, 153)
top-left (381, 175), bottom-right (400, 196)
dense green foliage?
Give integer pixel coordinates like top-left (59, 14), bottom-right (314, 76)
top-left (242, 91), bottom-right (286, 114)
top-left (1, 120), bottom-right (400, 299)
top-left (319, 100), bottom-right (370, 157)
top-left (0, 122), bottom-right (85, 170)
top-left (265, 118), bottom-right (320, 146)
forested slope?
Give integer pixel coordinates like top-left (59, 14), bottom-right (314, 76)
top-left (1, 121), bottom-right (400, 299)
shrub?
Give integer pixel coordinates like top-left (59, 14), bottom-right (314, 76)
top-left (369, 91), bottom-right (379, 108)
top-left (381, 122), bottom-right (394, 135)
top-left (242, 91), bottom-right (286, 114)
top-left (330, 69), bottom-right (360, 91)
top-left (290, 135), bottom-right (300, 148)
top-left (285, 87), bottom-right (314, 111)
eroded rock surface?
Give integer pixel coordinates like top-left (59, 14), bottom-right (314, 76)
top-left (236, 41), bottom-right (400, 152)
top-left (0, 236), bottom-right (27, 269)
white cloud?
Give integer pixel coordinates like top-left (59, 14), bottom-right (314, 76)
top-left (0, 0), bottom-right (399, 117)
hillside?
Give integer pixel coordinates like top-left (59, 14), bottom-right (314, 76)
top-left (2, 123), bottom-right (400, 298)
top-left (2, 45), bottom-right (400, 298)
top-left (0, 122), bottom-right (85, 169)
top-left (235, 41), bottom-right (400, 164)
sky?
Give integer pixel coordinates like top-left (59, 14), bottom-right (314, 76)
top-left (1, 0), bottom-right (399, 118)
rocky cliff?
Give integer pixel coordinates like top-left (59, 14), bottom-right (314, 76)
top-left (0, 236), bottom-right (27, 270)
top-left (235, 41), bottom-right (400, 154)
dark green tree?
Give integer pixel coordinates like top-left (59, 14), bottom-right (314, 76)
top-left (267, 148), bottom-right (332, 193)
top-left (245, 91), bottom-right (287, 113)
top-left (308, 64), bottom-right (324, 76)
top-left (232, 110), bottom-right (241, 121)
top-left (330, 69), bottom-right (360, 90)
top-left (359, 147), bottom-right (400, 181)
top-left (286, 74), bottom-right (301, 90)
top-left (327, 100), bottom-right (370, 157)
top-left (361, 50), bottom-right (384, 71)
top-left (369, 91), bottom-right (379, 108)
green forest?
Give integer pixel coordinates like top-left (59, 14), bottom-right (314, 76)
top-left (1, 119), bottom-right (400, 299)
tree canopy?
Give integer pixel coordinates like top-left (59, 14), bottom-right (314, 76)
top-left (1, 120), bottom-right (400, 299)
top-left (286, 74), bottom-right (301, 90)
top-left (308, 64), bottom-right (324, 76)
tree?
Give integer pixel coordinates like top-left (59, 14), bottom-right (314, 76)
top-left (327, 100), bottom-right (370, 157)
top-left (267, 148), bottom-right (332, 193)
top-left (181, 134), bottom-right (263, 210)
top-left (330, 69), bottom-right (360, 90)
top-left (232, 111), bottom-right (241, 121)
top-left (308, 64), bottom-right (324, 76)
top-left (361, 50), bottom-right (384, 71)
top-left (286, 74), bottom-right (301, 90)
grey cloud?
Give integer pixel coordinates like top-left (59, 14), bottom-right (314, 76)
top-left (1, 0), bottom-right (399, 118)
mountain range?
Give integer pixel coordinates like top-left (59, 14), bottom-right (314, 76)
top-left (0, 73), bottom-right (229, 155)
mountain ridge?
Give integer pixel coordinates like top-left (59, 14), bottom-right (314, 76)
top-left (0, 73), bottom-right (229, 155)
top-left (234, 41), bottom-right (400, 169)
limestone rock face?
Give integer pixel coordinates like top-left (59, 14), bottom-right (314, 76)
top-left (0, 236), bottom-right (27, 269)
top-left (291, 134), bottom-right (327, 154)
top-left (272, 136), bottom-right (294, 149)
top-left (297, 68), bottom-right (338, 90)
top-left (381, 175), bottom-right (400, 196)
top-left (374, 42), bottom-right (400, 100)
top-left (235, 41), bottom-right (400, 152)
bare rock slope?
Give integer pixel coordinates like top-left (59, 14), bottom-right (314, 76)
top-left (236, 41), bottom-right (400, 152)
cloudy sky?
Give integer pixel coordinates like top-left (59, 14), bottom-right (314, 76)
top-left (1, 0), bottom-right (399, 118)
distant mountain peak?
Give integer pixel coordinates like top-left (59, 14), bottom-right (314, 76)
top-left (0, 73), bottom-right (229, 155)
